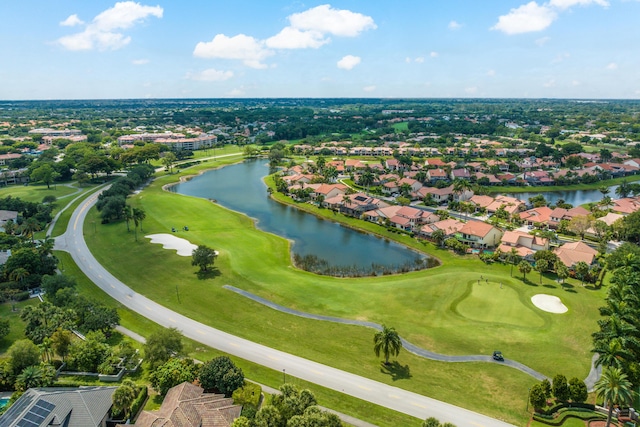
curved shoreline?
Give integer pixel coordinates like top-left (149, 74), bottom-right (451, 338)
top-left (162, 159), bottom-right (441, 276)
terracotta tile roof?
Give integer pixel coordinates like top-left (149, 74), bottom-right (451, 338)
top-left (459, 220), bottom-right (496, 238)
top-left (553, 241), bottom-right (598, 267)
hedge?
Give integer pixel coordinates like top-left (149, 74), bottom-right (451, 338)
top-left (532, 409), bottom-right (606, 426)
top-left (129, 385), bottom-right (148, 422)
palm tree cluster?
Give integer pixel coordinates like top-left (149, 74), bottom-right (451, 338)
top-left (591, 252), bottom-right (640, 425)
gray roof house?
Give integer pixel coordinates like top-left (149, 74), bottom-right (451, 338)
top-left (0, 386), bottom-right (117, 427)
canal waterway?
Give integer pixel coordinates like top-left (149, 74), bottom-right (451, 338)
top-left (169, 160), bottom-right (432, 274)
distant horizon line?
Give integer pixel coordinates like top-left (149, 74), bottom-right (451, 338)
top-left (1, 97), bottom-right (639, 103)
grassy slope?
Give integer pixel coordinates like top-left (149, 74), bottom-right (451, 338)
top-left (80, 157), bottom-right (606, 425)
top-left (0, 299), bottom-right (37, 355)
top-left (0, 183), bottom-right (77, 204)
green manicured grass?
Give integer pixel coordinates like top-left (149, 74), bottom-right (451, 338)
top-left (0, 183), bottom-right (78, 204)
top-left (0, 299), bottom-right (38, 355)
top-left (76, 157), bottom-right (607, 426)
top-left (392, 122), bottom-right (409, 132)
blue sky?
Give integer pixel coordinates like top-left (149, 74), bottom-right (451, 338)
top-left (0, 0), bottom-right (638, 100)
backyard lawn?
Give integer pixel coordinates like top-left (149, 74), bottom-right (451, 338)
top-left (76, 157), bottom-right (606, 425)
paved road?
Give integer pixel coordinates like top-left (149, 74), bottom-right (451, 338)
top-left (55, 188), bottom-right (517, 427)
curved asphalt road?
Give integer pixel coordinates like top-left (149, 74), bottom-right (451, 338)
top-left (55, 188), bottom-right (518, 427)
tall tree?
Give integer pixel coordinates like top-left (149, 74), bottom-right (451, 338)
top-left (132, 207), bottom-right (146, 241)
top-left (112, 380), bottom-right (138, 421)
top-left (518, 260), bottom-right (532, 282)
top-left (507, 247), bottom-right (521, 277)
top-left (191, 245), bottom-right (217, 272)
top-left (373, 325), bottom-right (403, 365)
top-left (574, 261), bottom-right (590, 286)
top-left (144, 327), bottom-right (183, 369)
top-left (594, 367), bottom-right (635, 427)
top-left (199, 356), bottom-right (245, 397)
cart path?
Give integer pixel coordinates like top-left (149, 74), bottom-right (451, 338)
top-left (224, 285), bottom-right (600, 389)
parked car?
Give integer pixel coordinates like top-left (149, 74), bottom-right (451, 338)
top-left (492, 350), bottom-right (504, 361)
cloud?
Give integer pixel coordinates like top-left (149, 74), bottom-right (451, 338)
top-left (194, 34), bottom-right (273, 69)
top-left (186, 68), bottom-right (234, 82)
top-left (430, 51), bottom-right (439, 58)
top-left (56, 1), bottom-right (163, 51)
top-left (548, 0), bottom-right (609, 9)
top-left (265, 27), bottom-right (328, 49)
top-left (406, 56), bottom-right (425, 63)
top-left (288, 4), bottom-right (376, 37)
top-left (491, 2), bottom-right (557, 35)
top-left (337, 55), bottom-right (361, 70)
top-left (543, 78), bottom-right (556, 87)
top-left (60, 14), bottom-right (84, 27)
top-left (363, 85), bottom-right (376, 92)
top-left (487, 69), bottom-right (496, 77)
top-left (415, 57), bottom-right (425, 63)
top-left (606, 62), bottom-right (618, 70)
top-left (493, 0), bottom-right (610, 35)
top-left (132, 58), bottom-right (149, 65)
top-left (448, 20), bottom-right (462, 30)
top-left (536, 36), bottom-right (551, 46)
top-left (552, 52), bottom-right (571, 63)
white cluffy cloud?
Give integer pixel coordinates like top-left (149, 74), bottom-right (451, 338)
top-left (132, 58), bottom-right (149, 65)
top-left (363, 85), bottom-right (376, 92)
top-left (186, 69), bottom-right (234, 82)
top-left (194, 34), bottom-right (273, 69)
top-left (337, 55), bottom-right (361, 70)
top-left (492, 0), bottom-right (608, 35)
top-left (448, 20), bottom-right (462, 30)
top-left (606, 62), bottom-right (618, 70)
top-left (196, 5), bottom-right (376, 68)
top-left (56, 1), bottom-right (163, 51)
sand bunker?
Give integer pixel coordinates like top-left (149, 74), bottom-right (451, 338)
top-left (531, 294), bottom-right (568, 314)
top-left (146, 234), bottom-right (198, 257)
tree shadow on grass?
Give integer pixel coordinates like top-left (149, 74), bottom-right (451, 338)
top-left (380, 361), bottom-right (411, 381)
top-left (195, 268), bottom-right (221, 280)
top-left (543, 284), bottom-right (557, 289)
top-left (521, 278), bottom-right (538, 287)
top-left (564, 288), bottom-right (577, 293)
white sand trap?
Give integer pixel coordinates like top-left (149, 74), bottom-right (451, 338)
top-left (531, 294), bottom-right (568, 314)
top-left (146, 234), bottom-right (198, 257)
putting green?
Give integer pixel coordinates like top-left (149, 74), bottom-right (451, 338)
top-left (454, 281), bottom-right (545, 328)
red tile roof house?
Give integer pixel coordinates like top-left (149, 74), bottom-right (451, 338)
top-left (419, 218), bottom-right (464, 238)
top-left (553, 241), bottom-right (598, 268)
top-left (456, 220), bottom-right (503, 249)
top-left (498, 230), bottom-right (549, 259)
top-left (310, 183), bottom-right (348, 203)
top-left (424, 158), bottom-right (448, 168)
top-left (486, 195), bottom-right (526, 216)
top-left (519, 206), bottom-right (553, 227)
top-left (450, 168), bottom-right (471, 180)
top-left (427, 168), bottom-right (448, 182)
top-left (548, 206), bottom-right (590, 229)
top-left (612, 197), bottom-right (640, 215)
top-left (345, 159), bottom-right (366, 171)
top-left (0, 153), bottom-right (22, 166)
top-left (385, 158), bottom-right (401, 171)
top-left (382, 180), bottom-right (399, 195)
top-left (329, 192), bottom-right (386, 217)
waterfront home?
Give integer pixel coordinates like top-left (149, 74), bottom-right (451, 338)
top-left (554, 241), bottom-right (598, 267)
top-left (612, 196), bottom-right (640, 215)
top-left (310, 183), bottom-right (348, 201)
top-left (456, 220), bottom-right (503, 249)
top-left (419, 218), bottom-right (464, 238)
top-left (585, 212), bottom-right (624, 237)
top-left (338, 193), bottom-right (386, 217)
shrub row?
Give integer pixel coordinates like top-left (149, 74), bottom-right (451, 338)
top-left (129, 385), bottom-right (148, 422)
top-left (533, 409), bottom-right (605, 426)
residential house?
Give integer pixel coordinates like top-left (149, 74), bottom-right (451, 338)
top-left (426, 168), bottom-right (448, 183)
top-left (623, 158), bottom-right (640, 169)
top-left (498, 230), bottom-right (549, 259)
top-left (311, 183), bottom-right (348, 202)
top-left (553, 241), bottom-right (598, 268)
top-left (0, 153), bottom-right (22, 166)
top-left (456, 221), bottom-right (503, 249)
top-left (418, 186), bottom-right (453, 204)
top-left (133, 382), bottom-right (241, 427)
top-left (586, 212), bottom-right (624, 238)
top-left (486, 195), bottom-right (525, 216)
top-left (345, 159), bottom-right (366, 171)
top-left (385, 158), bottom-right (400, 171)
top-left (338, 193), bottom-right (385, 217)
top-left (419, 218), bottom-right (465, 238)
top-left (0, 210), bottom-right (18, 230)
top-left (519, 206), bottom-right (553, 227)
top-left (612, 197), bottom-right (640, 215)
top-left (450, 168), bottom-right (471, 180)
top-left (548, 206), bottom-right (590, 229)
top-left (0, 386), bottom-right (117, 427)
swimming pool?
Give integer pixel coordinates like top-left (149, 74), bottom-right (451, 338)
top-left (0, 398), bottom-right (9, 410)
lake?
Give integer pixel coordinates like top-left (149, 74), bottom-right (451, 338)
top-left (507, 185), bottom-right (618, 207)
top-left (169, 160), bottom-right (433, 274)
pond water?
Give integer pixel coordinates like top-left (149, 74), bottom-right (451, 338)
top-left (169, 160), bottom-right (433, 274)
top-left (507, 185), bottom-right (618, 207)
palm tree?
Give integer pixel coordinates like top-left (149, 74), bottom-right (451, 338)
top-left (123, 205), bottom-right (133, 232)
top-left (574, 261), bottom-right (590, 286)
top-left (132, 207), bottom-right (146, 241)
top-left (373, 325), bottom-right (403, 365)
top-left (452, 178), bottom-right (471, 202)
top-left (593, 338), bottom-right (633, 370)
top-left (518, 260), bottom-right (532, 281)
top-left (15, 365), bottom-right (44, 392)
top-left (21, 217), bottom-right (41, 242)
top-left (594, 367), bottom-right (635, 427)
top-left (9, 267), bottom-right (30, 284)
top-left (112, 380), bottom-right (137, 421)
top-left (507, 248), bottom-right (521, 277)
top-left (555, 261), bottom-right (569, 285)
top-left (3, 219), bottom-right (17, 235)
top-left (536, 259), bottom-right (549, 284)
